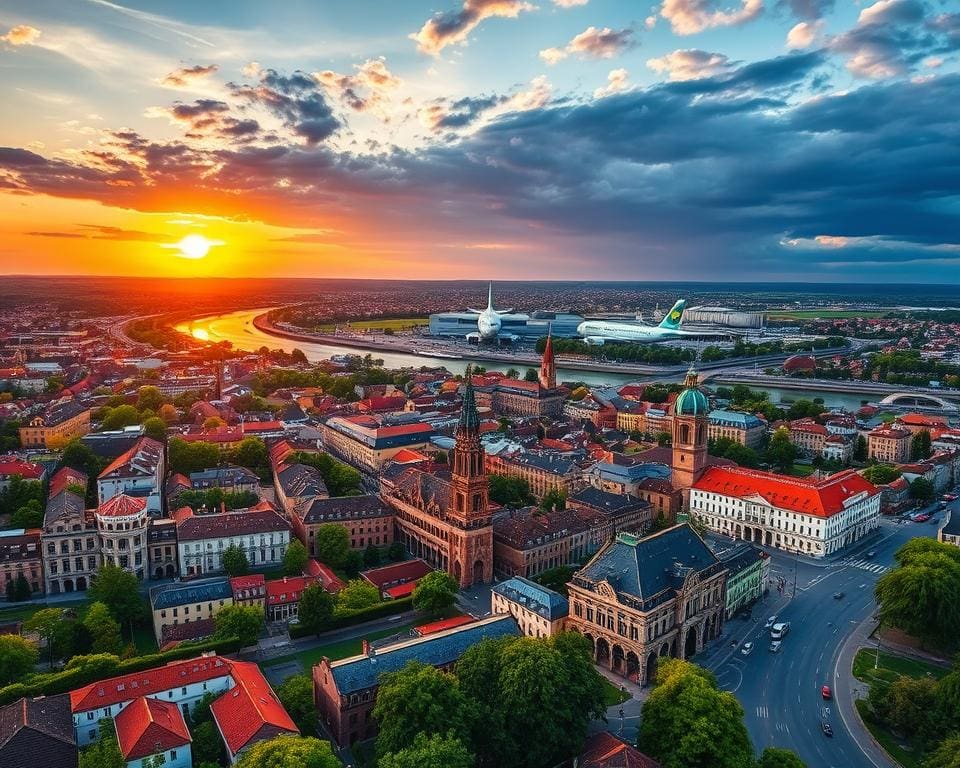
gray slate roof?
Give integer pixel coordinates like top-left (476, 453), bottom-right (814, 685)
top-left (578, 525), bottom-right (719, 602)
top-left (43, 490), bottom-right (87, 529)
top-left (492, 576), bottom-right (569, 620)
top-left (329, 615), bottom-right (519, 694)
top-left (149, 577), bottom-right (232, 609)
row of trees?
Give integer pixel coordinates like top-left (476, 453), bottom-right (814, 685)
top-left (290, 451), bottom-right (363, 497)
top-left (168, 436), bottom-right (269, 477)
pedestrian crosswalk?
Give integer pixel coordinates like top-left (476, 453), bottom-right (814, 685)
top-left (755, 706), bottom-right (769, 719)
top-left (841, 558), bottom-right (888, 574)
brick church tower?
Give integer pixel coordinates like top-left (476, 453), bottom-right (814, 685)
top-left (539, 326), bottom-right (556, 390)
top-left (448, 367), bottom-right (494, 587)
top-left (671, 366), bottom-right (709, 508)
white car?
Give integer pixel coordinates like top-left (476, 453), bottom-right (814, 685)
top-left (769, 641), bottom-right (783, 653)
top-left (741, 642), bottom-right (754, 656)
top-left (765, 615), bottom-right (778, 629)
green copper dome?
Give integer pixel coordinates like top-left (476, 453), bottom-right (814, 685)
top-left (674, 368), bottom-right (709, 415)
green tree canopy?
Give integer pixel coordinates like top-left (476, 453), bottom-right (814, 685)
top-left (337, 579), bottom-right (380, 610)
top-left (168, 437), bottom-right (221, 475)
top-left (314, 524), bottom-right (350, 568)
top-left (79, 719), bottom-right (124, 768)
top-left (639, 658), bottom-right (754, 768)
top-left (911, 429), bottom-right (932, 461)
top-left (191, 720), bottom-right (225, 766)
top-left (373, 661), bottom-right (470, 757)
top-left (298, 583), bottom-right (335, 636)
top-left (412, 571), bottom-right (459, 615)
top-left (276, 674), bottom-right (317, 735)
top-left (756, 747), bottom-right (807, 767)
top-left (83, 601), bottom-right (123, 655)
top-left (136, 385), bottom-right (166, 412)
top-left (222, 543), bottom-right (250, 576)
top-left (909, 477), bottom-right (935, 503)
top-left (10, 498), bottom-right (43, 529)
top-left (488, 475), bottom-right (534, 508)
top-left (101, 404), bottom-right (140, 430)
top-left (379, 732), bottom-right (475, 768)
top-left (141, 416), bottom-right (167, 441)
top-left (765, 427), bottom-right (798, 473)
top-left (24, 607), bottom-right (65, 668)
top-left (539, 487), bottom-right (567, 513)
top-left (0, 634), bottom-right (38, 686)
top-left (213, 604), bottom-right (263, 647)
top-left (233, 735), bottom-right (341, 768)
top-left (232, 437), bottom-right (269, 472)
top-left (88, 563), bottom-right (143, 637)
top-left (284, 539), bottom-right (309, 576)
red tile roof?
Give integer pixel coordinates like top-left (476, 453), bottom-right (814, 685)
top-left (0, 457), bottom-right (45, 480)
top-left (897, 413), bottom-right (948, 427)
top-left (70, 655), bottom-right (233, 711)
top-left (360, 559), bottom-right (434, 590)
top-left (305, 559), bottom-right (345, 592)
top-left (575, 732), bottom-right (660, 768)
top-left (694, 467), bottom-right (878, 518)
top-left (230, 574), bottom-right (266, 593)
top-left (391, 448), bottom-right (431, 464)
top-left (266, 575), bottom-right (317, 605)
top-left (115, 695), bottom-right (191, 761)
top-left (414, 615), bottom-right (476, 636)
top-left (178, 427), bottom-right (244, 444)
top-left (242, 420), bottom-right (283, 432)
top-left (210, 660), bottom-right (298, 756)
top-left (384, 582), bottom-right (417, 599)
top-left (96, 494), bottom-right (147, 518)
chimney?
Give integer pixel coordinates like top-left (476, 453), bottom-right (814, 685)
top-left (361, 639), bottom-right (370, 656)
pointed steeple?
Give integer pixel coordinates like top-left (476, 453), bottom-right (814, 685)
top-left (539, 324), bottom-right (556, 390)
top-left (458, 365), bottom-right (480, 433)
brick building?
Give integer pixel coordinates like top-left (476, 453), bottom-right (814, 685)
top-left (867, 426), bottom-right (912, 464)
top-left (292, 495), bottom-right (394, 554)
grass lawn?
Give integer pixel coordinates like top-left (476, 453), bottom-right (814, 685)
top-left (767, 310), bottom-right (889, 320)
top-left (601, 677), bottom-right (632, 707)
top-left (131, 622), bottom-right (158, 655)
top-left (787, 464), bottom-right (816, 478)
top-left (0, 598), bottom-right (88, 624)
top-left (855, 700), bottom-right (923, 768)
top-left (264, 622), bottom-right (416, 669)
top-left (312, 317), bottom-right (428, 332)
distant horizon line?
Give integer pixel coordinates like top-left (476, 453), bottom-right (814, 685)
top-left (2, 274), bottom-right (958, 287)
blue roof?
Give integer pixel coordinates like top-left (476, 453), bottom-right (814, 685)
top-left (328, 615), bottom-right (519, 694)
top-left (492, 577), bottom-right (569, 621)
top-left (592, 461), bottom-right (670, 481)
top-left (675, 387), bottom-right (709, 416)
top-left (708, 409), bottom-right (763, 428)
top-left (149, 577), bottom-right (232, 610)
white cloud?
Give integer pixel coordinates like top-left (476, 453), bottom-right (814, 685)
top-left (647, 49), bottom-right (731, 81)
top-left (659, 0), bottom-right (763, 35)
top-left (594, 68), bottom-right (630, 98)
top-left (1, 24), bottom-right (42, 46)
top-left (786, 20), bottom-right (822, 49)
top-left (539, 26), bottom-right (634, 64)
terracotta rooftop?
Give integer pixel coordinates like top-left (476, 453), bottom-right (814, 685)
top-left (114, 695), bottom-right (191, 761)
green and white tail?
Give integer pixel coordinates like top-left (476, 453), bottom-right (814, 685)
top-left (659, 299), bottom-right (686, 330)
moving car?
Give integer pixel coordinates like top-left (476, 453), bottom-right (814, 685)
top-left (822, 722), bottom-right (834, 737)
top-left (822, 685), bottom-right (832, 700)
top-left (765, 615), bottom-right (778, 629)
top-left (770, 622), bottom-right (791, 640)
top-left (833, 592), bottom-right (845, 600)
top-left (741, 642), bottom-right (754, 656)
top-left (914, 513), bottom-right (931, 522)
top-left (769, 641), bottom-right (783, 653)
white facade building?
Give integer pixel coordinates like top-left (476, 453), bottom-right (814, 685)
top-left (97, 436), bottom-right (165, 513)
top-left (690, 467), bottom-right (880, 558)
top-left (175, 506), bottom-right (291, 578)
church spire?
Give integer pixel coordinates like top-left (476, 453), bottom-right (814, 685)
top-left (539, 324), bottom-right (556, 390)
top-left (458, 365), bottom-right (480, 434)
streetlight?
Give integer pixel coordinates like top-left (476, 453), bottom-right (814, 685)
top-left (874, 620), bottom-right (883, 669)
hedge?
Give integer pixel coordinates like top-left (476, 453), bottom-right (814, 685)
top-left (288, 597), bottom-right (415, 639)
top-left (0, 635), bottom-right (243, 706)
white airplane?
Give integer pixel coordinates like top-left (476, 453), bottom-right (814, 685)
top-left (577, 299), bottom-right (729, 345)
top-left (465, 283), bottom-right (518, 342)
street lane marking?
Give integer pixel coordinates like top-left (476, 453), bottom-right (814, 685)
top-left (756, 706), bottom-right (769, 719)
top-left (842, 559), bottom-right (889, 574)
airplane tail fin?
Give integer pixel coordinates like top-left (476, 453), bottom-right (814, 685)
top-left (487, 282), bottom-right (493, 311)
top-left (659, 299), bottom-right (686, 330)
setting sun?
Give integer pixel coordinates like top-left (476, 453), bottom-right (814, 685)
top-left (165, 234), bottom-right (223, 260)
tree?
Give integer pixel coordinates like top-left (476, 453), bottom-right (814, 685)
top-left (756, 747), bottom-right (807, 767)
top-left (232, 437), bottom-right (269, 471)
top-left (24, 607), bottom-right (64, 668)
top-left (765, 427), bottom-right (798, 473)
top-left (380, 732), bottom-right (475, 768)
top-left (101, 404), bottom-right (140, 430)
top-left (862, 464), bottom-right (901, 485)
top-left (168, 437), bottom-right (221, 475)
top-left (0, 475), bottom-right (44, 517)
top-left (925, 734), bottom-right (960, 768)
top-left (88, 563), bottom-right (143, 638)
top-left (343, 549), bottom-right (363, 575)
top-left (234, 735), bottom-right (341, 768)
top-left (6, 573), bottom-right (32, 601)
top-left (0, 634), bottom-right (38, 685)
top-left (363, 544), bottom-right (381, 567)
top-left (136, 385), bottom-right (166, 413)
top-left (533, 566), bottom-right (575, 596)
top-left (276, 674), bottom-right (316, 734)
top-left (222, 543), bottom-right (250, 576)
top-left (190, 720), bottom-right (225, 766)
top-left (298, 583), bottom-right (335, 635)
top-left (488, 475), bottom-right (534, 508)
top-left (854, 433), bottom-right (868, 462)
top-left (337, 579), bottom-right (380, 610)
top-left (524, 368), bottom-right (540, 382)
top-left (876, 541), bottom-right (960, 647)
top-left (412, 571), bottom-right (459, 615)
top-left (83, 601), bottom-right (123, 655)
top-left (64, 653), bottom-right (121, 679)
top-left (284, 539), bottom-right (308, 576)
top-left (11, 498), bottom-right (43, 528)
top-left (539, 487), bottom-right (566, 513)
top-left (79, 719), bottom-right (124, 768)
top-left (141, 416), bottom-right (167, 441)
top-left (911, 429), bottom-right (932, 461)
top-left (876, 675), bottom-right (940, 743)
top-left (387, 541), bottom-right (406, 561)
top-left (639, 658), bottom-right (754, 768)
top-left (214, 604), bottom-right (263, 647)
top-left (314, 524), bottom-right (350, 568)
top-left (203, 416), bottom-right (226, 430)
top-left (909, 477), bottom-right (934, 504)
top-left (374, 661), bottom-right (470, 756)
top-left (159, 403), bottom-right (180, 424)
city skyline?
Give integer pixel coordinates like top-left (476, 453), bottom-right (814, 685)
top-left (1, 0), bottom-right (958, 282)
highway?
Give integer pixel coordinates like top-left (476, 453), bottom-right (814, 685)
top-left (706, 511), bottom-right (946, 767)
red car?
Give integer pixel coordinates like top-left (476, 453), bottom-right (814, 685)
top-left (822, 685), bottom-right (832, 700)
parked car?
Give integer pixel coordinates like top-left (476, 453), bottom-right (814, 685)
top-left (822, 685), bottom-right (832, 700)
top-left (769, 641), bottom-right (783, 653)
top-left (833, 592), bottom-right (845, 600)
top-left (822, 722), bottom-right (834, 737)
top-left (765, 615), bottom-right (778, 629)
top-left (741, 642), bottom-right (754, 656)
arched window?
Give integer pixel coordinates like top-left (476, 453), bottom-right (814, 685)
top-left (680, 424), bottom-right (691, 444)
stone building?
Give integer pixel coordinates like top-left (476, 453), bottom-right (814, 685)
top-left (867, 426), bottom-right (911, 464)
top-left (565, 525), bottom-right (727, 686)
top-left (708, 410), bottom-right (766, 448)
top-left (42, 490), bottom-right (100, 594)
top-left (491, 576), bottom-right (568, 638)
top-left (95, 494), bottom-right (149, 580)
top-left (292, 495), bottom-right (394, 553)
top-left (18, 400), bottom-right (90, 449)
top-left (671, 368), bottom-right (711, 508)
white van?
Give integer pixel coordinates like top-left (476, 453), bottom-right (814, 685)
top-left (770, 622), bottom-right (791, 640)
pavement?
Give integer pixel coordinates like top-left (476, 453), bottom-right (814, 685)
top-left (704, 510), bottom-right (943, 767)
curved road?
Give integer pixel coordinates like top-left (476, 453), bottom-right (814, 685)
top-left (708, 514), bottom-right (941, 767)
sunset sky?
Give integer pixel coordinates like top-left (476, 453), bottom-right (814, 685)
top-left (0, 0), bottom-right (957, 281)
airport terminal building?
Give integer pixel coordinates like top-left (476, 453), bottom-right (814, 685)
top-left (684, 306), bottom-right (765, 328)
top-left (429, 310), bottom-right (584, 339)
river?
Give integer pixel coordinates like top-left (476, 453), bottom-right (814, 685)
top-left (174, 308), bottom-right (873, 409)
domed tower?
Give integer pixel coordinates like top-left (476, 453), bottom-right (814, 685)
top-left (448, 366), bottom-right (493, 587)
top-left (672, 366), bottom-right (709, 505)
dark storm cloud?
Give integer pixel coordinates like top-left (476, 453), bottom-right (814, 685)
top-left (229, 69), bottom-right (339, 145)
top-left (422, 94), bottom-right (508, 130)
top-left (1, 56), bottom-right (959, 278)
